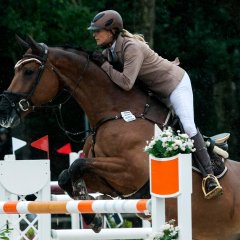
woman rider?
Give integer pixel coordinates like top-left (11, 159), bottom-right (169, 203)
top-left (88, 10), bottom-right (223, 199)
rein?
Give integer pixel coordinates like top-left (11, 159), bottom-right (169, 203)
top-left (55, 104), bottom-right (91, 143)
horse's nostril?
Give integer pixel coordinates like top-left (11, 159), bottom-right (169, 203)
top-left (0, 92), bottom-right (20, 110)
top-left (0, 93), bottom-right (22, 128)
top-left (0, 99), bottom-right (11, 113)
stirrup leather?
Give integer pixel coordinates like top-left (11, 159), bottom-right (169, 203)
top-left (202, 174), bottom-right (223, 199)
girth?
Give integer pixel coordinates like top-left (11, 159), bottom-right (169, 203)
top-left (122, 180), bottom-right (150, 199)
top-left (90, 102), bottom-right (155, 158)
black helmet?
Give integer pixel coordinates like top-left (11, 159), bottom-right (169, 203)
top-left (88, 10), bottom-right (123, 32)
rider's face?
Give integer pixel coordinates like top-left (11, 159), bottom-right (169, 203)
top-left (92, 29), bottom-right (113, 46)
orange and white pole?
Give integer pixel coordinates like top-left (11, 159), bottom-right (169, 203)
top-left (0, 199), bottom-right (150, 215)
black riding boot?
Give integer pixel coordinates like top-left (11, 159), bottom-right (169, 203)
top-left (191, 130), bottom-right (223, 199)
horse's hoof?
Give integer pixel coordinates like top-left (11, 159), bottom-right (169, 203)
top-left (89, 214), bottom-right (103, 233)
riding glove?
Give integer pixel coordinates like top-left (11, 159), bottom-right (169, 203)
top-left (90, 51), bottom-right (107, 66)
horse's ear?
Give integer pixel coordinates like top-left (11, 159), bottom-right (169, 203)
top-left (26, 35), bottom-right (42, 51)
top-left (25, 35), bottom-right (44, 55)
top-left (15, 34), bottom-right (29, 50)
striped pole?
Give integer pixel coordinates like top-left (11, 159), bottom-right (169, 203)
top-left (0, 199), bottom-right (150, 215)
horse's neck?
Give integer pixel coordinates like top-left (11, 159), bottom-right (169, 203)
top-left (70, 65), bottom-right (148, 126)
top-left (51, 50), bottom-right (151, 127)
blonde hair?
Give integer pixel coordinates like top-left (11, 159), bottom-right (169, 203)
top-left (121, 29), bottom-right (147, 43)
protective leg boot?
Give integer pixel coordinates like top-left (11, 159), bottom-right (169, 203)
top-left (192, 131), bottom-right (223, 199)
top-left (58, 169), bottom-right (74, 198)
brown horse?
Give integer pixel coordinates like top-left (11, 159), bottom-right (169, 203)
top-left (0, 36), bottom-right (240, 240)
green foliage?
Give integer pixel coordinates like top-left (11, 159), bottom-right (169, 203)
top-left (122, 219), bottom-right (133, 228)
top-left (0, 225), bottom-right (12, 240)
top-left (25, 227), bottom-right (35, 240)
top-left (106, 214), bottom-right (132, 228)
top-left (0, 0), bottom-right (95, 53)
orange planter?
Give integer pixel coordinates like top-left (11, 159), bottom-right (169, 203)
top-left (150, 155), bottom-right (180, 197)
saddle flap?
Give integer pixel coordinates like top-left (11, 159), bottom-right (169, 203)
top-left (211, 133), bottom-right (230, 144)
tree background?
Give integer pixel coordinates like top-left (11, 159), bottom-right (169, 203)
top-left (0, 0), bottom-right (239, 180)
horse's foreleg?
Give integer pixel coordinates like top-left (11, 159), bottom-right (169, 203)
top-left (68, 157), bottom-right (122, 196)
top-left (58, 169), bottom-right (74, 198)
top-left (60, 155), bottom-right (148, 197)
top-left (58, 167), bottom-right (95, 199)
top-left (58, 165), bottom-right (103, 233)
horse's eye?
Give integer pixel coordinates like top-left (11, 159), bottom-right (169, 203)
top-left (24, 69), bottom-right (34, 76)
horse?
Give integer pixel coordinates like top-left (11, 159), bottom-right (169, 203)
top-left (0, 36), bottom-right (240, 240)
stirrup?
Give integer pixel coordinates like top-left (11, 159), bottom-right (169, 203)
top-left (202, 174), bottom-right (223, 200)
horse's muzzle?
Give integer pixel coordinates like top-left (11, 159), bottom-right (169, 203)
top-left (0, 93), bottom-right (21, 128)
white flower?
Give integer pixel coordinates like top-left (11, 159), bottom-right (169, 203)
top-left (170, 230), bottom-right (178, 237)
top-left (175, 226), bottom-right (180, 231)
top-left (144, 126), bottom-right (195, 158)
top-left (161, 137), bottom-right (169, 143)
top-left (149, 220), bottom-right (179, 240)
top-left (178, 133), bottom-right (189, 138)
top-left (165, 131), bottom-right (173, 137)
top-left (149, 139), bottom-right (156, 147)
top-left (174, 139), bottom-right (182, 146)
top-left (180, 146), bottom-right (186, 151)
top-left (162, 142), bottom-right (167, 148)
top-left (147, 231), bottom-right (164, 240)
top-left (173, 145), bottom-right (178, 150)
top-left (161, 223), bottom-right (171, 230)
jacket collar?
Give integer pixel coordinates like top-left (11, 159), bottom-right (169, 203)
top-left (102, 34), bottom-right (124, 55)
top-left (115, 34), bottom-right (125, 53)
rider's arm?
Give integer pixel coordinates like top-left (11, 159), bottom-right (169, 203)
top-left (101, 42), bottom-right (144, 91)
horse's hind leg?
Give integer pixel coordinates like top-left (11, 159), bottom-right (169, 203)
top-left (58, 166), bottom-right (103, 233)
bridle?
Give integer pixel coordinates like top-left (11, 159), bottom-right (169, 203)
top-left (1, 43), bottom-right (54, 113)
top-left (2, 43), bottom-right (91, 112)
top-left (0, 43), bottom-right (90, 140)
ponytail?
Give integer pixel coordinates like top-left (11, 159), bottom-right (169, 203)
top-left (121, 29), bottom-right (147, 43)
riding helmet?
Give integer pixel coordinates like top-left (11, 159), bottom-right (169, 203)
top-left (88, 10), bottom-right (123, 33)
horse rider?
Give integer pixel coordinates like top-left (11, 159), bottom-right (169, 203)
top-left (87, 9), bottom-right (223, 199)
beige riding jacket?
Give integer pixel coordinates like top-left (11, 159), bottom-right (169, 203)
top-left (101, 35), bottom-right (185, 98)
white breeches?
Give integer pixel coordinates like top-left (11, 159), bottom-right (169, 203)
top-left (169, 72), bottom-right (197, 138)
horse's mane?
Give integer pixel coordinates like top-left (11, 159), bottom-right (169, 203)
top-left (52, 44), bottom-right (152, 96)
top-left (54, 44), bottom-right (94, 57)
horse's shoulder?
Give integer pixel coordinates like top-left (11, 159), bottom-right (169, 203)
top-left (225, 159), bottom-right (240, 176)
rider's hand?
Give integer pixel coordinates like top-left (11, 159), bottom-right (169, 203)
top-left (90, 51), bottom-right (107, 66)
